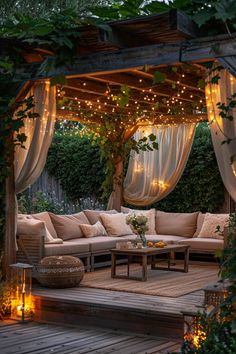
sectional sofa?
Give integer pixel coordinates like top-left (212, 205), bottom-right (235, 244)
top-left (16, 208), bottom-right (228, 272)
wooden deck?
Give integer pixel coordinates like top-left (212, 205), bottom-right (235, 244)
top-left (33, 285), bottom-right (204, 340)
top-left (0, 320), bottom-right (181, 354)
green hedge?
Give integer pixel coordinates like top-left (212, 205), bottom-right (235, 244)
top-left (46, 133), bottom-right (105, 201)
top-left (46, 123), bottom-right (224, 212)
top-left (152, 123), bottom-right (224, 212)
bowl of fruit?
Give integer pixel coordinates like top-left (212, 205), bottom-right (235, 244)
top-left (147, 241), bottom-right (166, 248)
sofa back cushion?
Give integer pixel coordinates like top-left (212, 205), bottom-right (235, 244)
top-left (80, 221), bottom-right (107, 238)
top-left (49, 213), bottom-right (85, 240)
top-left (156, 211), bottom-right (199, 237)
top-left (71, 212), bottom-right (90, 225)
top-left (121, 207), bottom-right (156, 235)
top-left (197, 213), bottom-right (229, 239)
top-left (33, 212), bottom-right (58, 239)
top-left (17, 215), bottom-right (63, 244)
top-left (84, 209), bottom-right (118, 225)
top-left (193, 213), bottom-right (205, 237)
top-left (17, 218), bottom-right (46, 237)
top-left (100, 213), bottom-right (134, 236)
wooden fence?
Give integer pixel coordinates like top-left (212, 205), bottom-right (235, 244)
top-left (21, 170), bottom-right (105, 214)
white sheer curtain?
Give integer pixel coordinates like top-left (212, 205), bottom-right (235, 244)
top-left (123, 123), bottom-right (196, 206)
top-left (15, 81), bottom-right (56, 193)
top-left (206, 68), bottom-right (236, 202)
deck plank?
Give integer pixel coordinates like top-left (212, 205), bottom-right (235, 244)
top-left (0, 321), bottom-right (180, 354)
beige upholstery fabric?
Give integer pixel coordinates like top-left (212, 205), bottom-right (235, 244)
top-left (121, 207), bottom-right (156, 234)
top-left (156, 211), bottom-right (199, 237)
top-left (206, 68), bottom-right (236, 202)
top-left (193, 213), bottom-right (205, 237)
top-left (33, 211), bottom-right (58, 239)
top-left (123, 124), bottom-right (196, 206)
top-left (17, 216), bottom-right (63, 244)
top-left (84, 209), bottom-right (118, 225)
top-left (45, 238), bottom-right (89, 256)
top-left (100, 213), bottom-right (134, 236)
top-left (197, 213), bottom-right (229, 239)
top-left (80, 221), bottom-right (107, 238)
top-left (145, 234), bottom-right (186, 243)
top-left (49, 213), bottom-right (84, 240)
top-left (178, 238), bottom-right (224, 251)
top-left (87, 236), bottom-right (119, 252)
top-left (71, 212), bottom-right (90, 225)
top-left (17, 219), bottom-right (46, 236)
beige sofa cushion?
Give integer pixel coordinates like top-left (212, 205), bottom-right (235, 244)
top-left (33, 212), bottom-right (58, 239)
top-left (45, 238), bottom-right (90, 256)
top-left (17, 219), bottom-right (46, 236)
top-left (84, 209), bottom-right (118, 225)
top-left (145, 234), bottom-right (186, 243)
top-left (49, 213), bottom-right (85, 240)
top-left (17, 218), bottom-right (63, 244)
top-left (100, 213), bottom-right (134, 236)
top-left (80, 221), bottom-right (107, 238)
top-left (156, 211), bottom-right (199, 238)
top-left (71, 211), bottom-right (90, 225)
top-left (87, 236), bottom-right (119, 252)
top-left (193, 213), bottom-right (205, 237)
top-left (121, 207), bottom-right (156, 234)
top-left (197, 213), bottom-right (229, 239)
top-left (178, 238), bottom-right (224, 251)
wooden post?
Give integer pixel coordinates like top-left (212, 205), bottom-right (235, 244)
top-left (107, 157), bottom-right (123, 211)
top-left (3, 137), bottom-right (16, 279)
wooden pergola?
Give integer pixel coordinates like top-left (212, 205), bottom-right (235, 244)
top-left (4, 9), bottom-right (236, 270)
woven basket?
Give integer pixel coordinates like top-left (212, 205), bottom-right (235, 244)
top-left (37, 255), bottom-right (84, 288)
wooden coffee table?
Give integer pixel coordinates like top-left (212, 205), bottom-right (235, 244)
top-left (111, 244), bottom-right (190, 282)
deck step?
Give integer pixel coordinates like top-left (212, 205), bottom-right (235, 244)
top-left (32, 290), bottom-right (192, 340)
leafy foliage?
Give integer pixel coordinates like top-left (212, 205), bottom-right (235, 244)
top-left (46, 133), bottom-right (106, 201)
top-left (152, 123), bottom-right (224, 212)
top-left (181, 213), bottom-right (236, 354)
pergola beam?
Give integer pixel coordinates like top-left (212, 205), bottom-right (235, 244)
top-left (56, 109), bottom-right (207, 125)
top-left (37, 33), bottom-right (236, 79)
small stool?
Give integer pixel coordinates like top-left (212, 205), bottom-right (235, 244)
top-left (37, 256), bottom-right (84, 288)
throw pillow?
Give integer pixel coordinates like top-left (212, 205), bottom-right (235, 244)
top-left (121, 206), bottom-right (156, 234)
top-left (17, 219), bottom-right (46, 237)
top-left (33, 211), bottom-right (58, 239)
top-left (197, 213), bottom-right (229, 239)
top-left (49, 213), bottom-right (84, 240)
top-left (80, 221), bottom-right (107, 238)
top-left (156, 211), bottom-right (199, 237)
top-left (99, 213), bottom-right (134, 236)
top-left (17, 218), bottom-right (63, 244)
top-left (84, 209), bottom-right (118, 225)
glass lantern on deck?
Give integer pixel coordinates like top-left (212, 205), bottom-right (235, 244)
top-left (10, 263), bottom-right (33, 322)
top-left (182, 310), bottom-right (206, 350)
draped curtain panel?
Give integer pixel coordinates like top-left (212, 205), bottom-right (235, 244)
top-left (206, 67), bottom-right (236, 202)
top-left (123, 124), bottom-right (196, 206)
top-left (14, 81), bottom-right (56, 194)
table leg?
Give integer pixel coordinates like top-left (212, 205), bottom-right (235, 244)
top-left (142, 255), bottom-right (148, 281)
top-left (111, 253), bottom-right (116, 278)
top-left (184, 247), bottom-right (190, 272)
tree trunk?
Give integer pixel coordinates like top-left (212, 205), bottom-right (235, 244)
top-left (107, 158), bottom-right (123, 211)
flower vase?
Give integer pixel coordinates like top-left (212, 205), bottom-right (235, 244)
top-left (139, 232), bottom-right (147, 247)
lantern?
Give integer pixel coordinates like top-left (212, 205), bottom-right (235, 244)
top-left (204, 282), bottom-right (229, 309)
top-left (182, 310), bottom-right (206, 349)
top-left (10, 263), bottom-right (33, 322)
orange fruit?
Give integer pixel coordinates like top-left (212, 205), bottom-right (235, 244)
top-left (147, 241), bottom-right (154, 247)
